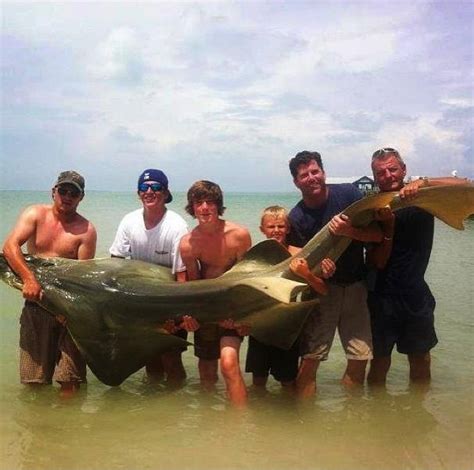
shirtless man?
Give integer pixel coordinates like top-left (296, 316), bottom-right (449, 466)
top-left (3, 171), bottom-right (97, 394)
top-left (179, 180), bottom-right (252, 407)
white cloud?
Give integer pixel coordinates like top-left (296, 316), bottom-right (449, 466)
top-left (373, 112), bottom-right (469, 175)
top-left (88, 27), bottom-right (145, 84)
top-left (376, 114), bottom-right (450, 153)
top-left (1, 1), bottom-right (473, 192)
top-left (440, 97), bottom-right (473, 109)
top-left (319, 30), bottom-right (398, 73)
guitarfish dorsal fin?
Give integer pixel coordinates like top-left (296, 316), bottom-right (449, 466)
top-left (222, 239), bottom-right (291, 277)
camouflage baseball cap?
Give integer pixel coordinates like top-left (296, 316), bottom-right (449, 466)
top-left (55, 171), bottom-right (85, 193)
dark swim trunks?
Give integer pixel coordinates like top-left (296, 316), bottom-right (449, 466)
top-left (368, 289), bottom-right (438, 357)
top-left (245, 336), bottom-right (299, 383)
top-left (194, 324), bottom-right (242, 360)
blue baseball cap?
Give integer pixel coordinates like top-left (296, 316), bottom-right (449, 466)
top-left (137, 169), bottom-right (173, 203)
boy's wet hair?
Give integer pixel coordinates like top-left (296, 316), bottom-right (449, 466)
top-left (289, 151), bottom-right (324, 178)
top-left (260, 205), bottom-right (290, 226)
top-left (185, 180), bottom-right (226, 217)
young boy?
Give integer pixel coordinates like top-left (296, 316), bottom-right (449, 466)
top-left (245, 206), bottom-right (335, 389)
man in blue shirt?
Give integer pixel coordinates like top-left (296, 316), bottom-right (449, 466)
top-left (288, 151), bottom-right (383, 398)
top-left (367, 147), bottom-right (470, 384)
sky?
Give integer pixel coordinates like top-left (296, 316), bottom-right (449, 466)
top-left (1, 1), bottom-right (473, 192)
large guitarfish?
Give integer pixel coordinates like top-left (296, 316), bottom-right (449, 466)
top-left (1, 185), bottom-right (473, 386)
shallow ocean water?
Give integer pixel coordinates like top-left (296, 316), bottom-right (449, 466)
top-left (0, 190), bottom-right (473, 470)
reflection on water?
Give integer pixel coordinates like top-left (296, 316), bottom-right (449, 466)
top-left (7, 385), bottom-right (442, 470)
top-left (3, 360), bottom-right (472, 470)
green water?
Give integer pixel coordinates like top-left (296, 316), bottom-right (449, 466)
top-left (0, 191), bottom-right (473, 470)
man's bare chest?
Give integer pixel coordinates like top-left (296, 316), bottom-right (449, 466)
top-left (31, 223), bottom-right (83, 258)
top-left (196, 239), bottom-right (239, 269)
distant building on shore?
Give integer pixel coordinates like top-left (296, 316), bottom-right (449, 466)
top-left (352, 176), bottom-right (376, 194)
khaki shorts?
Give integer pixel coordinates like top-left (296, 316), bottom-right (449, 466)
top-left (19, 302), bottom-right (86, 384)
top-left (300, 281), bottom-right (373, 361)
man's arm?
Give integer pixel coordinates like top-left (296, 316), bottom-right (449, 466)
top-left (400, 176), bottom-right (472, 200)
top-left (178, 235), bottom-right (201, 332)
top-left (219, 227), bottom-right (252, 335)
top-left (329, 215), bottom-right (383, 243)
top-left (151, 240), bottom-right (189, 335)
top-left (109, 217), bottom-right (131, 258)
top-left (235, 228), bottom-right (252, 261)
top-left (157, 270), bottom-right (189, 334)
top-left (328, 185), bottom-right (383, 242)
top-left (77, 223), bottom-right (97, 260)
top-left (179, 235), bottom-right (201, 282)
top-left (2, 206), bottom-right (43, 301)
top-left (289, 258), bottom-right (336, 295)
top-left (366, 207), bottom-right (395, 270)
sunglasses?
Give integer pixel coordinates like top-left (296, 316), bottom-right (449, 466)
top-left (56, 186), bottom-right (82, 198)
top-left (138, 182), bottom-right (164, 193)
top-left (372, 147), bottom-right (400, 159)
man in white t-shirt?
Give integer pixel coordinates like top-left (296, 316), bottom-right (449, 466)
top-left (110, 168), bottom-right (188, 383)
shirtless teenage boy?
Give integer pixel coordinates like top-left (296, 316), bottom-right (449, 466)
top-left (179, 180), bottom-right (252, 407)
top-left (3, 171), bottom-right (97, 394)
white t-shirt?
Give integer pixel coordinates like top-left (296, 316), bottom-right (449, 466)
top-left (109, 208), bottom-right (188, 274)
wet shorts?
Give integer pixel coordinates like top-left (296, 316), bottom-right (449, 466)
top-left (194, 324), bottom-right (242, 361)
top-left (245, 336), bottom-right (299, 383)
top-left (368, 289), bottom-right (437, 357)
top-left (299, 281), bottom-right (373, 361)
top-left (20, 302), bottom-right (86, 385)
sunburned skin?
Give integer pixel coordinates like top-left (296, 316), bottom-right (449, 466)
top-left (4, 185), bottom-right (96, 302)
top-left (25, 205), bottom-right (93, 259)
top-left (180, 200), bottom-right (251, 281)
top-left (2, 178), bottom-right (97, 395)
top-left (187, 219), bottom-right (247, 280)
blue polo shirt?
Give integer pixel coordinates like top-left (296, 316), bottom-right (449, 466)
top-left (373, 207), bottom-right (434, 294)
top-left (288, 184), bottom-right (366, 285)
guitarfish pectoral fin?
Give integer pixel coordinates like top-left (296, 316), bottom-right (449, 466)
top-left (76, 328), bottom-right (192, 387)
top-left (222, 239), bottom-right (292, 277)
top-left (236, 277), bottom-right (308, 304)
